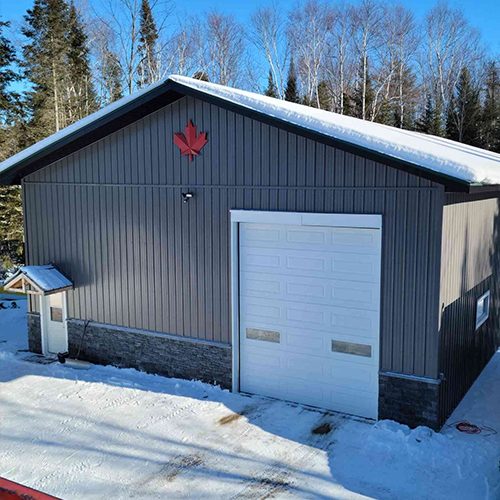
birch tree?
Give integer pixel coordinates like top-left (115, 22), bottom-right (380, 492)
top-left (205, 12), bottom-right (245, 86)
top-left (324, 3), bottom-right (354, 114)
top-left (287, 0), bottom-right (333, 107)
top-left (423, 3), bottom-right (483, 127)
top-left (251, 4), bottom-right (288, 98)
top-left (349, 0), bottom-right (383, 120)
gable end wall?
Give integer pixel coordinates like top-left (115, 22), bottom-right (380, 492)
top-left (23, 95), bottom-right (444, 378)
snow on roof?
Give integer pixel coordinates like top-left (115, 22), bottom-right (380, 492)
top-left (1, 74), bottom-right (500, 186)
top-left (5, 265), bottom-right (73, 295)
top-left (170, 75), bottom-right (500, 186)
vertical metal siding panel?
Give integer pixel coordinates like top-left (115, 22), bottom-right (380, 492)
top-left (158, 187), bottom-right (168, 331)
top-left (22, 95), bottom-right (443, 374)
top-left (152, 188), bottom-right (162, 332)
top-left (196, 187), bottom-right (206, 338)
top-left (413, 190), bottom-right (430, 375)
top-left (439, 196), bottom-right (498, 421)
top-left (425, 189), bottom-right (443, 377)
top-left (139, 187), bottom-right (149, 328)
top-left (181, 191), bottom-right (191, 336)
top-left (391, 189), bottom-right (407, 372)
top-left (343, 153), bottom-right (355, 212)
top-left (402, 190), bottom-right (418, 373)
top-left (380, 177), bottom-right (396, 371)
top-left (145, 187), bottom-right (156, 331)
top-left (220, 190), bottom-right (230, 343)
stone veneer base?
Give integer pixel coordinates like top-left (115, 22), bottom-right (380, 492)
top-left (26, 314), bottom-right (232, 389)
top-left (379, 372), bottom-right (442, 430)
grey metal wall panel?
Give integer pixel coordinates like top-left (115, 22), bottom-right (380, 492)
top-left (438, 194), bottom-right (500, 422)
top-left (23, 95), bottom-right (444, 377)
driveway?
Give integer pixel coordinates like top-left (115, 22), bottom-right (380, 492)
top-left (0, 304), bottom-right (499, 499)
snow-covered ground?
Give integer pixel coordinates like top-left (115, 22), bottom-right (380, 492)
top-left (0, 301), bottom-right (499, 499)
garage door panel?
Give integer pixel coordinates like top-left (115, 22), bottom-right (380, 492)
top-left (240, 272), bottom-right (380, 310)
top-left (242, 297), bottom-right (379, 338)
top-left (240, 223), bottom-right (381, 255)
top-left (240, 247), bottom-right (380, 282)
top-left (243, 344), bottom-right (378, 384)
top-left (242, 374), bottom-right (378, 418)
top-left (239, 221), bottom-right (381, 419)
top-left (243, 324), bottom-right (379, 370)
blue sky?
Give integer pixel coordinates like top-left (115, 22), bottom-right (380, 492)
top-left (1, 0), bottom-right (498, 93)
top-left (1, 0), bottom-right (499, 54)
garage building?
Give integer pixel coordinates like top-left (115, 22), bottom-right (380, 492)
top-left (1, 75), bottom-right (499, 430)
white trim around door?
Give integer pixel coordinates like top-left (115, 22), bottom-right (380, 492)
top-left (230, 210), bottom-right (383, 418)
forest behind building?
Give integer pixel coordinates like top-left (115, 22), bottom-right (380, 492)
top-left (0, 0), bottom-right (499, 269)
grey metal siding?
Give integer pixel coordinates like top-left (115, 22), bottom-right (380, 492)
top-left (23, 95), bottom-right (444, 377)
top-left (438, 194), bottom-right (500, 422)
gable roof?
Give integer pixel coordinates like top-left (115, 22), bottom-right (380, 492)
top-left (1, 75), bottom-right (500, 193)
top-left (3, 265), bottom-right (73, 295)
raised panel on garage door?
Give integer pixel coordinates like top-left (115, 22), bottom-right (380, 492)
top-left (239, 222), bottom-right (381, 419)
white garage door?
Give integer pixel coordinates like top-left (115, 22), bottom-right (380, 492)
top-left (239, 220), bottom-right (381, 419)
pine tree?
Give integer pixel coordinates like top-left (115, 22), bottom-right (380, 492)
top-left (446, 67), bottom-right (482, 146)
top-left (0, 20), bottom-right (19, 120)
top-left (192, 71), bottom-right (209, 82)
top-left (22, 0), bottom-right (71, 138)
top-left (393, 62), bottom-right (418, 129)
top-left (137, 0), bottom-right (159, 87)
top-left (22, 0), bottom-right (96, 136)
top-left (481, 61), bottom-right (500, 152)
top-left (316, 81), bottom-right (331, 110)
top-left (374, 99), bottom-right (391, 125)
top-left (103, 49), bottom-right (123, 103)
top-left (284, 58), bottom-right (299, 103)
top-left (264, 69), bottom-right (277, 98)
top-left (415, 93), bottom-right (443, 136)
top-left (0, 20), bottom-right (24, 268)
top-left (66, 2), bottom-right (97, 121)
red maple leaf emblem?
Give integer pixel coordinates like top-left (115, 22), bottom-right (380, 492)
top-left (174, 120), bottom-right (208, 161)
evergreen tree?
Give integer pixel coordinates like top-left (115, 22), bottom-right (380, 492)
top-left (137, 0), bottom-right (159, 87)
top-left (446, 67), bottom-right (482, 146)
top-left (22, 0), bottom-right (96, 136)
top-left (103, 49), bottom-right (123, 103)
top-left (22, 0), bottom-right (71, 138)
top-left (67, 2), bottom-right (97, 120)
top-left (264, 69), bottom-right (277, 98)
top-left (374, 99), bottom-right (391, 125)
top-left (393, 62), bottom-right (418, 129)
top-left (0, 20), bottom-right (24, 268)
top-left (316, 80), bottom-right (331, 110)
top-left (415, 93), bottom-right (443, 136)
top-left (284, 57), bottom-right (299, 103)
top-left (481, 61), bottom-right (500, 152)
top-left (0, 20), bottom-right (19, 120)
top-left (192, 71), bottom-right (209, 82)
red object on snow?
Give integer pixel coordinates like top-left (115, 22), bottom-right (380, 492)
top-left (455, 421), bottom-right (482, 434)
top-left (0, 477), bottom-right (59, 499)
top-left (174, 120), bottom-right (208, 161)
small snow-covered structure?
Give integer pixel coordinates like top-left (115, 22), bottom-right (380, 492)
top-left (0, 76), bottom-right (498, 430)
top-left (4, 265), bottom-right (73, 295)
